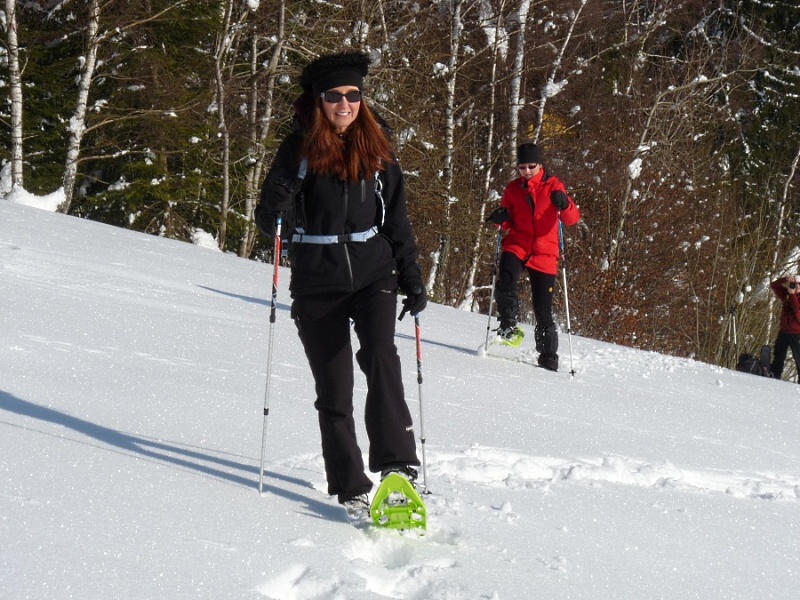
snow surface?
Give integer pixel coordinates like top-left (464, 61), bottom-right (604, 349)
top-left (1, 200), bottom-right (799, 599)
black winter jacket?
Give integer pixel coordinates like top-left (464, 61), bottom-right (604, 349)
top-left (256, 130), bottom-right (421, 297)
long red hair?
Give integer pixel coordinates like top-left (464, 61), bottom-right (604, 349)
top-left (302, 97), bottom-right (395, 182)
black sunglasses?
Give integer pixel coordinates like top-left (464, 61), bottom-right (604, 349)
top-left (320, 90), bottom-right (363, 104)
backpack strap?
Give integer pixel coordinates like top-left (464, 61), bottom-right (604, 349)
top-left (291, 165), bottom-right (386, 245)
top-left (291, 226), bottom-right (379, 244)
top-left (290, 158), bottom-right (308, 235)
top-left (374, 170), bottom-right (386, 228)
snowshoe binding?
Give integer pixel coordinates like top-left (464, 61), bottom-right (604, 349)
top-left (495, 324), bottom-right (524, 348)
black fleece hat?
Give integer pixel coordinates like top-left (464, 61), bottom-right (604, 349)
top-left (300, 51), bottom-right (371, 97)
top-left (517, 143), bottom-right (544, 165)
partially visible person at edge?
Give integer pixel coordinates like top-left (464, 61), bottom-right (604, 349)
top-left (486, 143), bottom-right (580, 372)
top-left (769, 274), bottom-right (800, 383)
top-left (254, 51), bottom-right (427, 516)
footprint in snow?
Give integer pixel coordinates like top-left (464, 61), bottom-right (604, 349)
top-left (536, 555), bottom-right (568, 572)
top-left (256, 563), bottom-right (340, 599)
top-left (344, 533), bottom-right (414, 568)
top-left (342, 529), bottom-right (459, 599)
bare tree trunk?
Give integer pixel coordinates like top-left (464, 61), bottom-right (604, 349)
top-left (240, 32), bottom-right (262, 258)
top-left (59, 0), bottom-right (188, 213)
top-left (622, 1), bottom-right (670, 97)
top-left (607, 74), bottom-right (729, 268)
top-left (509, 0), bottom-right (531, 154)
top-left (430, 0), bottom-right (463, 299)
top-left (459, 4), bottom-right (505, 311)
top-left (5, 0), bottom-right (24, 188)
top-left (59, 0), bottom-right (101, 213)
top-left (375, 0), bottom-right (390, 49)
top-left (214, 0), bottom-right (245, 251)
top-left (531, 0), bottom-right (588, 142)
top-left (240, 1), bottom-right (285, 258)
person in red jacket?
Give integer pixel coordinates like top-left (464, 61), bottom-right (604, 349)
top-left (487, 143), bottom-right (580, 371)
top-left (769, 275), bottom-right (800, 382)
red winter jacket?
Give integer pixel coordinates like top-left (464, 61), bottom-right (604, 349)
top-left (498, 169), bottom-right (580, 275)
top-left (770, 277), bottom-right (800, 334)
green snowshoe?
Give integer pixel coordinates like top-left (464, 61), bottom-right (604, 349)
top-left (370, 473), bottom-right (427, 531)
top-left (497, 326), bottom-right (524, 348)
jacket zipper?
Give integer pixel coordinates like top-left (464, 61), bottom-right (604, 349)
top-left (523, 186), bottom-right (536, 263)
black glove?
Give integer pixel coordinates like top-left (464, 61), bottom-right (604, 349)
top-left (550, 190), bottom-right (569, 211)
top-left (254, 200), bottom-right (273, 236)
top-left (398, 278), bottom-right (427, 321)
top-left (486, 206), bottom-right (510, 225)
top-left (268, 171), bottom-right (300, 214)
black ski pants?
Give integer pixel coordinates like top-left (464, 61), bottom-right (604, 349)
top-left (292, 277), bottom-right (419, 502)
top-left (771, 330), bottom-right (800, 383)
top-left (495, 252), bottom-right (559, 354)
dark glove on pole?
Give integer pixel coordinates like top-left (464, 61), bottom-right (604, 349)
top-left (269, 172), bottom-right (300, 215)
top-left (485, 206), bottom-right (510, 225)
top-left (550, 190), bottom-right (569, 211)
top-left (398, 278), bottom-right (428, 321)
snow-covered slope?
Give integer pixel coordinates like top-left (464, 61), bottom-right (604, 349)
top-left (2, 201), bottom-right (798, 599)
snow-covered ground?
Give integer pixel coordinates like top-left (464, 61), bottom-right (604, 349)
top-left (1, 200), bottom-right (799, 599)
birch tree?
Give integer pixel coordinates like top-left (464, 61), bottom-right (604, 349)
top-left (239, 1), bottom-right (286, 258)
top-left (458, 1), bottom-right (507, 311)
top-left (212, 0), bottom-right (251, 250)
top-left (58, 0), bottom-right (100, 213)
top-left (607, 73), bottom-right (730, 268)
top-left (530, 0), bottom-right (588, 143)
top-left (429, 0), bottom-right (464, 299)
top-left (507, 0), bottom-right (531, 155)
top-left (58, 0), bottom-right (189, 214)
top-left (4, 0), bottom-right (23, 187)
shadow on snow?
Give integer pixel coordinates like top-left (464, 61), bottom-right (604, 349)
top-left (0, 389), bottom-right (343, 521)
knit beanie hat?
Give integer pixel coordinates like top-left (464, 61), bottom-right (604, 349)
top-left (300, 51), bottom-right (371, 97)
top-left (517, 143), bottom-right (544, 165)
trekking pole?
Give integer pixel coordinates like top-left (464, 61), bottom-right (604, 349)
top-left (558, 219), bottom-right (576, 377)
top-left (259, 215), bottom-right (283, 494)
top-left (414, 313), bottom-right (430, 494)
top-left (483, 229), bottom-right (503, 350)
top-left (725, 303), bottom-right (737, 368)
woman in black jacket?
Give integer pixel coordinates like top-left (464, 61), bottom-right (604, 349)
top-left (255, 52), bottom-right (427, 518)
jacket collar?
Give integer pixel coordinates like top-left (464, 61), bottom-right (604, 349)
top-left (522, 169), bottom-right (545, 188)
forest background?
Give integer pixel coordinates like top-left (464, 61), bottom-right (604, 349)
top-left (2, 0), bottom-right (799, 378)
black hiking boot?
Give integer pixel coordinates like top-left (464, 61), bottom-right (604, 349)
top-left (538, 352), bottom-right (559, 372)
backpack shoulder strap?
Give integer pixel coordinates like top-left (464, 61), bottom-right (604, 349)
top-left (290, 158), bottom-right (309, 234)
top-left (374, 170), bottom-right (385, 227)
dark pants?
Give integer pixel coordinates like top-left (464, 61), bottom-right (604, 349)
top-left (495, 252), bottom-right (558, 354)
top-left (771, 330), bottom-right (800, 382)
top-left (292, 277), bottom-right (419, 502)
